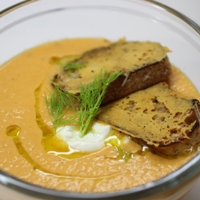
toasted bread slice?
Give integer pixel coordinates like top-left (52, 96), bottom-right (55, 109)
top-left (53, 41), bottom-right (172, 105)
top-left (97, 82), bottom-right (200, 156)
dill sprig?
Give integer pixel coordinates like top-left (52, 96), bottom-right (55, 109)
top-left (78, 71), bottom-right (121, 137)
top-left (64, 61), bottom-right (85, 71)
top-left (46, 71), bottom-right (121, 136)
top-left (45, 82), bottom-right (78, 127)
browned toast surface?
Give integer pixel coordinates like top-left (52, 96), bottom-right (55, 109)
top-left (53, 41), bottom-right (172, 105)
top-left (97, 82), bottom-right (200, 156)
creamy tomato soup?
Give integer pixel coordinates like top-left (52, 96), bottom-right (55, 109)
top-left (0, 39), bottom-right (199, 192)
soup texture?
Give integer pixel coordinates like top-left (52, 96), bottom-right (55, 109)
top-left (0, 38), bottom-right (199, 192)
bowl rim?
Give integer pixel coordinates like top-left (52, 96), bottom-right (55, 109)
top-left (1, 151), bottom-right (200, 199)
top-left (0, 0), bottom-right (200, 199)
top-left (0, 0), bottom-right (199, 34)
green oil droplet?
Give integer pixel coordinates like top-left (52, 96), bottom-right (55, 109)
top-left (105, 133), bottom-right (135, 162)
top-left (6, 125), bottom-right (21, 138)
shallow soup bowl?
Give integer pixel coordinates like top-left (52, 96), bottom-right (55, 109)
top-left (0, 0), bottom-right (200, 199)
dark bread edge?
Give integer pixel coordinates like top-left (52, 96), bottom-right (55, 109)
top-left (102, 57), bottom-right (171, 105)
top-left (53, 56), bottom-right (171, 106)
top-left (132, 100), bottom-right (200, 157)
top-left (98, 100), bottom-right (200, 157)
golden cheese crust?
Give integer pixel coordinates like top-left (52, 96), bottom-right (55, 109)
top-left (97, 82), bottom-right (200, 156)
top-left (53, 41), bottom-right (172, 105)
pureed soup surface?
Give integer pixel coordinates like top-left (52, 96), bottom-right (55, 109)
top-left (0, 38), bottom-right (199, 192)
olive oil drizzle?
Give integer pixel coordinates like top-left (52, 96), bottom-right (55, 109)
top-left (35, 85), bottom-right (74, 155)
top-left (6, 125), bottom-right (121, 179)
top-left (5, 84), bottom-right (149, 179)
top-left (4, 85), bottom-right (94, 178)
top-left (35, 83), bottom-right (150, 161)
top-left (105, 134), bottom-right (150, 161)
top-left (6, 125), bottom-right (51, 172)
top-left (35, 84), bottom-right (55, 138)
top-left (35, 84), bottom-right (92, 158)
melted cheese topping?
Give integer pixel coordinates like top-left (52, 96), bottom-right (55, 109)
top-left (98, 82), bottom-right (196, 146)
top-left (60, 41), bottom-right (167, 93)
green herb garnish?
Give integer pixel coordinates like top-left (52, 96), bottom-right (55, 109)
top-left (46, 70), bottom-right (121, 136)
top-left (50, 55), bottom-right (80, 67)
top-left (117, 147), bottom-right (134, 162)
top-left (78, 71), bottom-right (121, 137)
top-left (64, 61), bottom-right (85, 71)
top-left (45, 83), bottom-right (78, 127)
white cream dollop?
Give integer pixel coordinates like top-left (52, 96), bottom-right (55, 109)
top-left (56, 122), bottom-right (111, 152)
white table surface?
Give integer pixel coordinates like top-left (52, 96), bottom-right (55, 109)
top-left (0, 1), bottom-right (200, 200)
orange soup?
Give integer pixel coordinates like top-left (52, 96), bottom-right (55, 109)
top-left (0, 38), bottom-right (199, 192)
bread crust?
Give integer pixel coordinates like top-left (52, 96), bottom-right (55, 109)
top-left (53, 41), bottom-right (172, 105)
top-left (97, 83), bottom-right (200, 157)
top-left (52, 41), bottom-right (200, 157)
top-left (150, 101), bottom-right (200, 157)
top-left (102, 57), bottom-right (171, 105)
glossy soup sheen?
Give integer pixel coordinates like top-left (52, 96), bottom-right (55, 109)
top-left (0, 38), bottom-right (199, 192)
